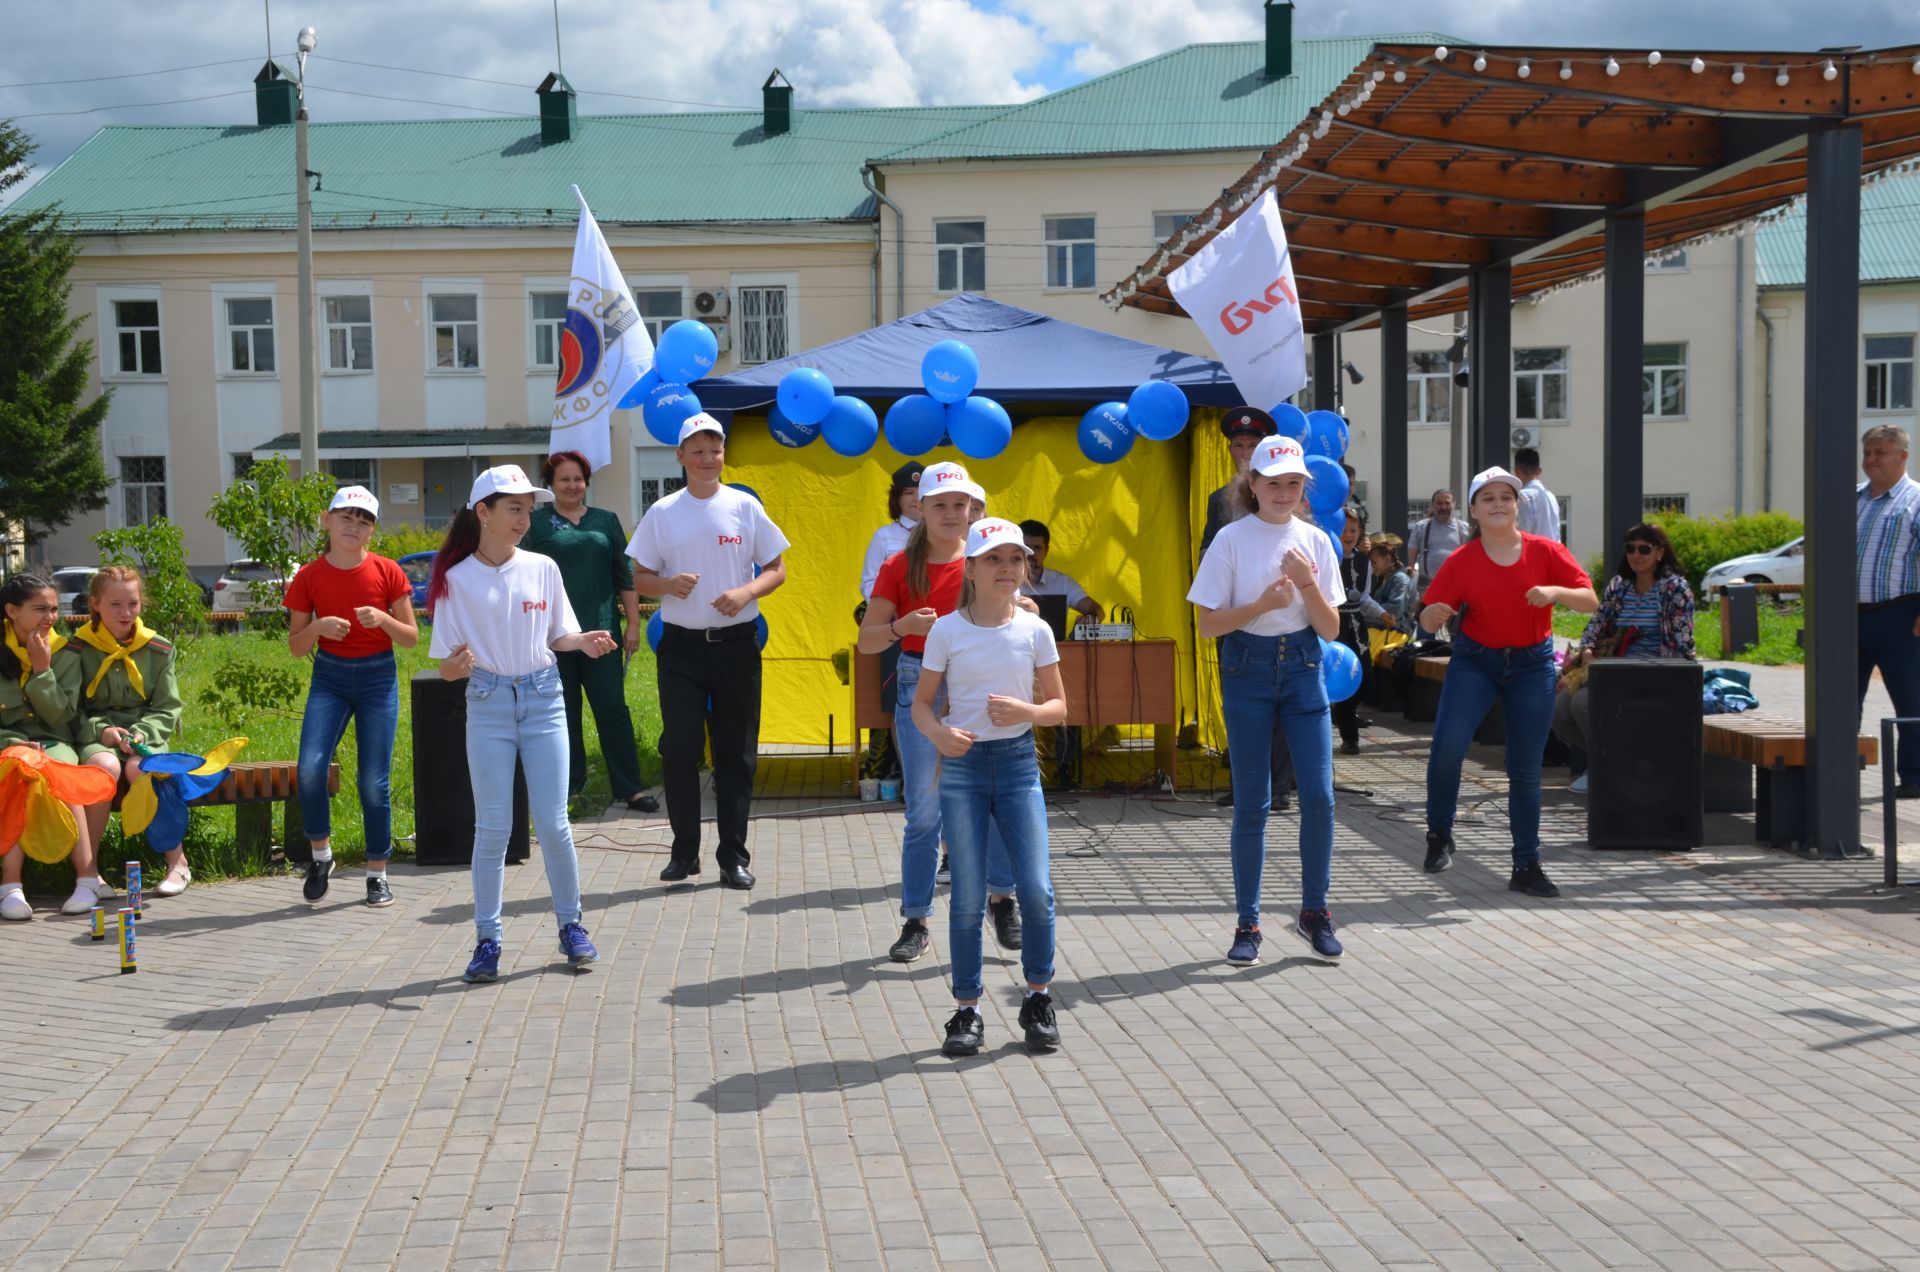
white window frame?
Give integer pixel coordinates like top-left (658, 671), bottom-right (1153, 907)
top-left (632, 445), bottom-right (689, 523)
top-left (327, 456), bottom-right (378, 491)
top-left (101, 288), bottom-right (164, 380)
top-left (118, 455), bottom-right (169, 527)
top-left (627, 274), bottom-right (690, 347)
top-left (1407, 350), bottom-right (1451, 428)
top-left (730, 270), bottom-right (798, 367)
top-left (1042, 215), bottom-right (1097, 291)
top-left (423, 278), bottom-right (483, 373)
top-left (1512, 347), bottom-right (1571, 424)
top-left (1865, 334), bottom-right (1916, 413)
top-left (1643, 342), bottom-right (1689, 420)
top-left (1153, 211), bottom-right (1198, 244)
top-left (319, 280), bottom-right (373, 375)
top-left (221, 292), bottom-right (278, 377)
top-left (933, 219), bottom-right (986, 294)
top-left (524, 276), bottom-right (569, 372)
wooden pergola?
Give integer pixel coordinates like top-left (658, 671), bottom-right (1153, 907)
top-left (1111, 36), bottom-right (1920, 856)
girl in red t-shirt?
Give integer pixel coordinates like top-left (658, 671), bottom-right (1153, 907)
top-left (283, 486), bottom-right (418, 910)
top-left (1417, 468), bottom-right (1596, 897)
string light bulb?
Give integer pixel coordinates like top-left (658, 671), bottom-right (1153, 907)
top-left (1517, 57), bottom-right (1532, 78)
top-left (1690, 56), bottom-right (1705, 73)
top-left (1731, 63), bottom-right (1746, 84)
top-left (1472, 52), bottom-right (1487, 72)
top-left (1393, 67), bottom-right (1407, 82)
top-left (1434, 45), bottom-right (1449, 60)
top-left (1912, 58), bottom-right (1920, 75)
top-left (1337, 99), bottom-right (1351, 115)
top-left (1647, 51), bottom-right (1662, 67)
top-left (1560, 60), bottom-right (1573, 80)
top-left (1372, 68), bottom-right (1386, 83)
top-left (1605, 57), bottom-right (1620, 76)
top-left (1822, 59), bottom-right (1837, 81)
top-left (1775, 66), bottom-right (1789, 87)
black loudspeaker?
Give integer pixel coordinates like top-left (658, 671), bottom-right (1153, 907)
top-left (411, 672), bottom-right (531, 866)
top-left (1586, 660), bottom-right (1703, 849)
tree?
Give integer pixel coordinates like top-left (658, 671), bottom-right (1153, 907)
top-left (207, 455), bottom-right (335, 617)
top-left (0, 120), bottom-right (112, 548)
top-left (93, 519), bottom-right (207, 637)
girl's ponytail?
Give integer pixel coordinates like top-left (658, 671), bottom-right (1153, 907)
top-left (427, 503), bottom-right (486, 609)
top-left (903, 519), bottom-right (932, 597)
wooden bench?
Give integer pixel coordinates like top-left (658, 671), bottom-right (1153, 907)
top-left (112, 761), bottom-right (341, 858)
top-left (1701, 714), bottom-right (1877, 847)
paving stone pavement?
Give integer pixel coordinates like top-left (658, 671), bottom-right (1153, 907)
top-left (3, 726), bottom-right (1920, 1271)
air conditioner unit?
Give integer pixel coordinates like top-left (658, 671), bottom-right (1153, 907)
top-left (1510, 426), bottom-right (1537, 449)
top-left (707, 322), bottom-right (732, 354)
top-left (692, 287), bottom-right (730, 319)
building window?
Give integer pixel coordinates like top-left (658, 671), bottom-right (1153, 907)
top-left (934, 220), bottom-right (985, 293)
top-left (1408, 351), bottom-right (1451, 425)
top-left (120, 457), bottom-right (166, 526)
top-left (431, 293), bottom-right (480, 369)
top-left (1647, 250), bottom-right (1689, 271)
top-left (640, 473), bottom-right (687, 513)
top-left (737, 286), bottom-right (789, 364)
top-left (328, 457), bottom-right (376, 489)
top-left (231, 453), bottom-right (256, 481)
top-left (1512, 347), bottom-right (1569, 423)
top-left (633, 288), bottom-right (684, 346)
top-left (1643, 342), bottom-right (1688, 418)
top-left (529, 291), bottom-right (567, 369)
top-left (1644, 493), bottom-right (1689, 516)
top-left (323, 295), bottom-right (373, 372)
top-left (1154, 212), bottom-right (1197, 243)
top-left (113, 300), bottom-right (162, 375)
top-left (225, 297), bottom-right (276, 374)
top-left (1044, 216), bottom-right (1096, 290)
top-left (1865, 335), bottom-right (1915, 412)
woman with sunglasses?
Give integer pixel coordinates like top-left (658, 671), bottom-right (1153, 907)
top-left (1551, 523), bottom-right (1696, 793)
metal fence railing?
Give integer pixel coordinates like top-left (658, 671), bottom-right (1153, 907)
top-left (1882, 717), bottom-right (1920, 887)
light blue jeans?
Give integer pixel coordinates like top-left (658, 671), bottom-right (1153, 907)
top-left (1218, 629), bottom-right (1335, 927)
top-left (895, 652), bottom-right (1014, 919)
top-left (466, 665), bottom-right (583, 941)
top-left (939, 734), bottom-right (1055, 1002)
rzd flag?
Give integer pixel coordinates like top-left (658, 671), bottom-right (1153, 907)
top-left (550, 185), bottom-right (653, 470)
top-left (1166, 187), bottom-right (1306, 413)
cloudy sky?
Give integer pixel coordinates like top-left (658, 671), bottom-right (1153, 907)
top-left (3, 0), bottom-right (1913, 202)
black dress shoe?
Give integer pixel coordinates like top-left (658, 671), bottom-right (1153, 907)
top-left (627, 793), bottom-right (661, 813)
top-left (659, 858), bottom-right (700, 882)
top-left (719, 864), bottom-right (755, 890)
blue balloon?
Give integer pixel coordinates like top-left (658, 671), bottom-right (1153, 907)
top-left (727, 482), bottom-right (762, 503)
top-left (946, 396), bottom-right (1012, 460)
top-left (1077, 401), bottom-right (1134, 464)
top-left (1304, 409), bottom-right (1350, 460)
top-left (755, 615), bottom-right (769, 650)
top-left (647, 609), bottom-right (664, 652)
top-left (821, 395), bottom-right (879, 457)
top-left (643, 381), bottom-right (703, 446)
top-left (1271, 402), bottom-right (1310, 442)
top-left (1320, 511), bottom-right (1346, 555)
top-left (921, 340), bottom-right (979, 404)
top-left (655, 320), bottom-right (720, 384)
top-left (777, 367), bottom-right (835, 425)
top-left (618, 368), bottom-right (662, 411)
top-left (1305, 454), bottom-right (1350, 514)
top-left (1126, 381), bottom-right (1189, 441)
top-left (767, 403), bottom-right (819, 449)
top-left (1319, 637), bottom-right (1362, 703)
top-left (883, 395), bottom-right (946, 456)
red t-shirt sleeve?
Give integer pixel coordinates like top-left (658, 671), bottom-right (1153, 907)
top-left (871, 553), bottom-right (907, 612)
top-left (1540, 538), bottom-right (1592, 591)
top-left (377, 555), bottom-right (411, 605)
top-left (1420, 544), bottom-right (1472, 612)
top-left (283, 561), bottom-right (318, 614)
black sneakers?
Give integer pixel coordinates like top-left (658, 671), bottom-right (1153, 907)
top-left (1018, 993), bottom-right (1060, 1051)
top-left (1509, 863), bottom-right (1561, 898)
top-left (989, 896), bottom-right (1022, 950)
top-left (303, 858), bottom-right (333, 902)
top-left (889, 919), bottom-right (930, 963)
top-left (1423, 832), bottom-right (1454, 873)
top-left (935, 854), bottom-right (951, 885)
top-left (942, 1007), bottom-right (985, 1057)
top-left (365, 874), bottom-right (393, 908)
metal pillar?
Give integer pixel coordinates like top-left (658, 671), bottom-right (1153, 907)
top-left (1311, 332), bottom-right (1337, 413)
top-left (1467, 266), bottom-right (1511, 475)
top-left (1379, 305), bottom-right (1409, 536)
top-left (1803, 123), bottom-right (1864, 857)
top-left (1603, 210), bottom-right (1646, 554)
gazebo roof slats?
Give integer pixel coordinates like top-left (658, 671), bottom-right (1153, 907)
top-left (1288, 189), bottom-right (1557, 238)
top-left (1339, 107), bottom-right (1722, 168)
top-left (1303, 153), bottom-right (1628, 206)
top-left (1286, 219), bottom-right (1494, 267)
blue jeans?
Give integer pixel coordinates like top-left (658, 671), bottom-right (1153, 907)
top-left (939, 734), bottom-right (1055, 1001)
top-left (1425, 633), bottom-right (1556, 867)
top-left (466, 665), bottom-right (583, 941)
top-left (1859, 595), bottom-right (1920, 786)
top-left (297, 649), bottom-right (399, 859)
top-left (895, 653), bottom-right (1014, 919)
top-left (1218, 630), bottom-right (1335, 927)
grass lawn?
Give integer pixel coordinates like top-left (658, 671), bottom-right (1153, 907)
top-left (24, 628), bottom-right (663, 894)
top-left (1553, 599), bottom-right (1805, 665)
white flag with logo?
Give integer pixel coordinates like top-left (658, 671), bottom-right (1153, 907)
top-left (550, 185), bottom-right (653, 470)
top-left (1166, 187), bottom-right (1305, 411)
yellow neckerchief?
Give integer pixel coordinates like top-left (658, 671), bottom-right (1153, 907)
top-left (3, 620), bottom-right (66, 689)
top-left (74, 618), bottom-right (157, 700)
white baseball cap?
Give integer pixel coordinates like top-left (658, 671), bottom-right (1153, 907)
top-left (676, 412), bottom-right (726, 444)
top-left (328, 484), bottom-right (380, 519)
top-left (466, 464), bottom-right (554, 508)
top-left (1468, 466), bottom-right (1526, 504)
top-left (1248, 435), bottom-right (1309, 478)
top-left (965, 518), bottom-right (1032, 559)
top-left (918, 460), bottom-right (987, 506)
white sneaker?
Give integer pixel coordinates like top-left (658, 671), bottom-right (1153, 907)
top-left (0, 888), bottom-right (31, 921)
top-left (156, 864), bottom-right (191, 897)
top-left (1569, 773), bottom-right (1590, 795)
top-left (60, 878), bottom-right (107, 916)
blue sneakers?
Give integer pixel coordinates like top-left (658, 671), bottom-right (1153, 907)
top-left (1294, 910), bottom-right (1344, 963)
top-left (1226, 926), bottom-right (1263, 966)
top-left (463, 939), bottom-right (501, 983)
top-left (559, 923), bottom-right (598, 967)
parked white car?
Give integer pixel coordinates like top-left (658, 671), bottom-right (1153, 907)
top-left (213, 560), bottom-right (286, 612)
top-left (1700, 536), bottom-right (1804, 592)
top-left (51, 566), bottom-right (98, 617)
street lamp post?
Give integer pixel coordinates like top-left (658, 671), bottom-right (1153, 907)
top-left (295, 25), bottom-right (319, 479)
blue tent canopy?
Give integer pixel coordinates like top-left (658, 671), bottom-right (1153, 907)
top-left (695, 294), bottom-right (1243, 410)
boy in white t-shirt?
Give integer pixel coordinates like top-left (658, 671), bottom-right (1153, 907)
top-left (626, 414), bottom-right (791, 890)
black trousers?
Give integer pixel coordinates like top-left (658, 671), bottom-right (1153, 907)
top-left (656, 624), bottom-right (762, 868)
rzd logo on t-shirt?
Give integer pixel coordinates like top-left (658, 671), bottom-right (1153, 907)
top-left (717, 534), bottom-right (743, 546)
top-left (521, 600), bottom-right (549, 613)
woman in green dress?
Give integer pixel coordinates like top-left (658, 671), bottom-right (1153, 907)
top-left (526, 451), bottom-right (658, 812)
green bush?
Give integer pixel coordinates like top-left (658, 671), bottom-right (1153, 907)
top-left (370, 524), bottom-right (446, 560)
top-left (92, 518), bottom-right (208, 637)
top-left (207, 456), bottom-right (335, 617)
top-left (1643, 510), bottom-right (1803, 590)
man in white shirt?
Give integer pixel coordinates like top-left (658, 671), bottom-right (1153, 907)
top-left (1018, 520), bottom-right (1101, 626)
top-left (627, 414), bottom-right (790, 890)
top-left (1513, 447), bottom-right (1561, 542)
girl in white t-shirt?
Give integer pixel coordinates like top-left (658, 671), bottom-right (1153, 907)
top-left (427, 464), bottom-right (620, 984)
top-left (1186, 435), bottom-right (1345, 969)
top-left (912, 518), bottom-right (1067, 1058)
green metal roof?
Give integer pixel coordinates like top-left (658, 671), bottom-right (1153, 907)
top-left (1756, 167), bottom-right (1920, 288)
top-left (872, 35), bottom-right (1451, 163)
top-left (254, 428), bottom-right (551, 451)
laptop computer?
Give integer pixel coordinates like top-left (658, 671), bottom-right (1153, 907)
top-left (1034, 593), bottom-right (1070, 642)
